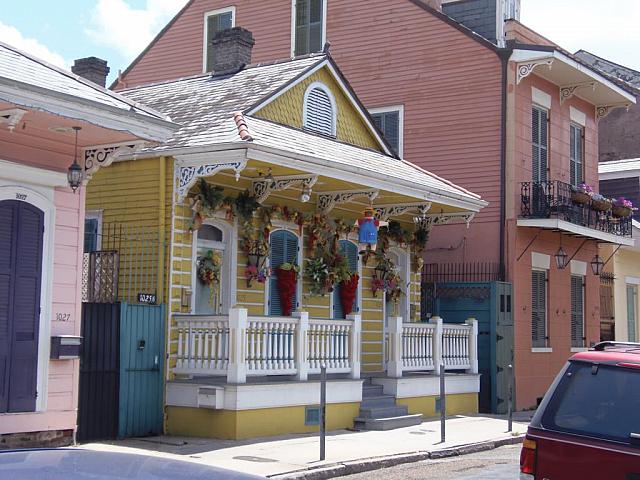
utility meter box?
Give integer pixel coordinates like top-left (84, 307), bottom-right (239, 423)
top-left (50, 335), bottom-right (82, 360)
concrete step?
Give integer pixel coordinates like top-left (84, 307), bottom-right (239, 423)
top-left (358, 405), bottom-right (409, 419)
top-left (353, 414), bottom-right (423, 431)
top-left (362, 384), bottom-right (384, 397)
top-left (359, 395), bottom-right (397, 409)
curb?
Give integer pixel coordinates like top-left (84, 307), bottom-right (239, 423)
top-left (269, 435), bottom-right (525, 480)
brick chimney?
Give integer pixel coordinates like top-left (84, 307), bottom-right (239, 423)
top-left (72, 57), bottom-right (110, 87)
top-left (210, 27), bottom-right (255, 77)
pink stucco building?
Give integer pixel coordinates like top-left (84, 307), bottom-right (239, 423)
top-left (0, 43), bottom-right (174, 446)
top-left (112, 0), bottom-right (635, 410)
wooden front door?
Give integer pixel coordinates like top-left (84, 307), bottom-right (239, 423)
top-left (0, 200), bottom-right (44, 413)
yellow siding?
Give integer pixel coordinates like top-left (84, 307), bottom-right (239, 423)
top-left (397, 393), bottom-right (479, 418)
top-left (254, 67), bottom-right (381, 151)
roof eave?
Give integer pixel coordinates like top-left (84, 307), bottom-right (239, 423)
top-left (0, 78), bottom-right (178, 142)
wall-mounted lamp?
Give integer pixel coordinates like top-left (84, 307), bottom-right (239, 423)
top-left (66, 126), bottom-right (83, 193)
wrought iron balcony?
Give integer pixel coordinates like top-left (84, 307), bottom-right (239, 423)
top-left (520, 181), bottom-right (632, 238)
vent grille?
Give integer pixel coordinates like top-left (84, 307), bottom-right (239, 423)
top-left (304, 87), bottom-right (334, 136)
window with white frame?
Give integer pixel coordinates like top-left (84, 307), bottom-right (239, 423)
top-left (193, 224), bottom-right (227, 315)
top-left (531, 269), bottom-right (548, 348)
top-left (570, 274), bottom-right (585, 348)
top-left (303, 82), bottom-right (336, 136)
top-left (292, 0), bottom-right (325, 56)
top-left (569, 123), bottom-right (584, 187)
top-left (370, 106), bottom-right (403, 157)
top-left (203, 7), bottom-right (235, 72)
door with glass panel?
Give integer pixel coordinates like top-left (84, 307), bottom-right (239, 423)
top-left (194, 224), bottom-right (226, 315)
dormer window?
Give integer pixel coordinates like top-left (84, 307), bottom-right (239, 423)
top-left (203, 7), bottom-right (235, 72)
top-left (303, 82), bottom-right (336, 136)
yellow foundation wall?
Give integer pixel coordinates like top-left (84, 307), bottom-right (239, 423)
top-left (396, 393), bottom-right (478, 418)
top-left (254, 67), bottom-right (381, 151)
top-left (166, 403), bottom-right (360, 440)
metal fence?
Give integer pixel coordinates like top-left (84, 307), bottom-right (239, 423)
top-left (82, 223), bottom-right (165, 304)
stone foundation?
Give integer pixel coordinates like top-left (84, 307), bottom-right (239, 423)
top-left (0, 429), bottom-right (74, 449)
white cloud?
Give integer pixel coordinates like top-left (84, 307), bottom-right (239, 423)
top-left (0, 21), bottom-right (67, 68)
top-left (520, 0), bottom-right (640, 71)
top-left (85, 0), bottom-right (188, 61)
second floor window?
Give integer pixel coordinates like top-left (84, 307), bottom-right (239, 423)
top-left (293, 0), bottom-right (325, 56)
top-left (370, 107), bottom-right (402, 157)
top-left (532, 106), bottom-right (549, 183)
top-left (204, 7), bottom-right (235, 72)
top-left (570, 123), bottom-right (584, 187)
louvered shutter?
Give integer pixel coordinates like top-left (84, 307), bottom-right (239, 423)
top-left (531, 107), bottom-right (548, 183)
top-left (531, 270), bottom-right (547, 348)
top-left (0, 201), bottom-right (43, 413)
top-left (627, 285), bottom-right (637, 342)
top-left (571, 275), bottom-right (584, 348)
top-left (305, 87), bottom-right (334, 136)
top-left (269, 230), bottom-right (299, 316)
top-left (205, 11), bottom-right (233, 72)
top-left (0, 201), bottom-right (15, 413)
top-left (570, 124), bottom-right (583, 187)
top-left (84, 218), bottom-right (99, 253)
top-left (333, 240), bottom-right (359, 319)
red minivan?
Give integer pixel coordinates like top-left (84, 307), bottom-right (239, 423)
top-left (520, 342), bottom-right (640, 480)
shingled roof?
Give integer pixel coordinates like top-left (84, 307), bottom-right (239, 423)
top-left (119, 54), bottom-right (485, 208)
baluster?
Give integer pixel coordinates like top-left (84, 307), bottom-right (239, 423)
top-left (283, 323), bottom-right (290, 370)
top-left (324, 324), bottom-right (331, 367)
top-left (254, 322), bottom-right (262, 372)
top-left (203, 328), bottom-right (210, 369)
top-left (343, 324), bottom-right (350, 369)
top-left (338, 325), bottom-right (345, 368)
top-left (266, 322), bottom-right (273, 370)
top-left (310, 324), bottom-right (317, 370)
top-left (277, 322), bottom-right (284, 370)
top-left (176, 325), bottom-right (184, 369)
top-left (189, 325), bottom-right (195, 369)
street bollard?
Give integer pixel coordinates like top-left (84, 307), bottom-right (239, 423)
top-left (507, 363), bottom-right (513, 432)
top-left (440, 364), bottom-right (446, 443)
top-left (320, 365), bottom-right (327, 461)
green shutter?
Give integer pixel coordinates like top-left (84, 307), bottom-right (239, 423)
top-left (627, 285), bottom-right (637, 342)
top-left (571, 275), bottom-right (584, 348)
top-left (570, 124), bottom-right (584, 187)
top-left (532, 107), bottom-right (548, 183)
top-left (333, 240), bottom-right (359, 319)
top-left (269, 230), bottom-right (299, 316)
top-left (531, 270), bottom-right (547, 347)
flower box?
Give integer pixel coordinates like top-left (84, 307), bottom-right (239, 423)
top-left (571, 191), bottom-right (591, 205)
top-left (612, 205), bottom-right (633, 218)
top-left (591, 198), bottom-right (612, 212)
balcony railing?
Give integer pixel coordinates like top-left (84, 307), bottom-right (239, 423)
top-left (520, 181), bottom-right (632, 237)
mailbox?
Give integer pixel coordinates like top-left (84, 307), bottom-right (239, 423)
top-left (50, 335), bottom-right (82, 360)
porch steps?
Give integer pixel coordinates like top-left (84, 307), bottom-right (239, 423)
top-left (353, 378), bottom-right (423, 431)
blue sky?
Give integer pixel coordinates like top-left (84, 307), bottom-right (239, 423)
top-left (1, 0), bottom-right (639, 86)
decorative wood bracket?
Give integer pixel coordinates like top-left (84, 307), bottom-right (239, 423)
top-left (84, 141), bottom-right (150, 176)
top-left (595, 103), bottom-right (631, 122)
top-left (516, 59), bottom-right (554, 85)
top-left (417, 212), bottom-right (476, 230)
top-left (251, 174), bottom-right (318, 204)
top-left (559, 82), bottom-right (596, 105)
top-left (0, 108), bottom-right (27, 132)
top-left (176, 159), bottom-right (247, 201)
top-left (316, 189), bottom-right (379, 213)
top-left (375, 202), bottom-right (432, 221)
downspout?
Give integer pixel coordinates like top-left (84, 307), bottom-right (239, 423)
top-left (498, 45), bottom-right (513, 282)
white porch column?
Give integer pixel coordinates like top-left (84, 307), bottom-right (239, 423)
top-left (294, 311), bottom-right (309, 381)
top-left (467, 317), bottom-right (479, 374)
top-left (386, 316), bottom-right (404, 378)
top-left (227, 307), bottom-right (248, 384)
top-left (432, 316), bottom-right (444, 375)
top-left (347, 314), bottom-right (362, 379)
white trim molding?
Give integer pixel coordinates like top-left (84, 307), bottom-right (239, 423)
top-left (290, 0), bottom-right (327, 58)
top-left (531, 347), bottom-right (553, 353)
top-left (518, 59), bottom-right (554, 85)
top-left (531, 252), bottom-right (551, 270)
top-left (317, 189), bottom-right (379, 214)
top-left (570, 260), bottom-right (587, 276)
top-left (532, 87), bottom-right (552, 109)
top-left (368, 105), bottom-right (405, 157)
top-left (0, 183), bottom-right (56, 413)
top-left (570, 106), bottom-right (587, 127)
top-left (202, 6), bottom-right (236, 73)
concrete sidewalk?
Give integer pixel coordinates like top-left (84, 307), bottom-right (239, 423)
top-left (80, 414), bottom-right (531, 479)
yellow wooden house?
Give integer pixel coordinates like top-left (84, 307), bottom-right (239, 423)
top-left (86, 28), bottom-right (487, 440)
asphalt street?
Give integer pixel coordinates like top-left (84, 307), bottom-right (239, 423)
top-left (338, 444), bottom-right (521, 480)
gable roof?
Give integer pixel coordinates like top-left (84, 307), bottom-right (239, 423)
top-left (0, 40), bottom-right (176, 140)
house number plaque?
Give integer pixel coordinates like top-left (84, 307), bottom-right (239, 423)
top-left (55, 313), bottom-right (71, 322)
top-left (138, 293), bottom-right (157, 304)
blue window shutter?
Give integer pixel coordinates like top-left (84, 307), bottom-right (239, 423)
top-left (0, 201), bottom-right (43, 413)
top-left (84, 218), bottom-right (99, 253)
top-left (269, 230), bottom-right (299, 316)
top-left (333, 240), bottom-right (358, 319)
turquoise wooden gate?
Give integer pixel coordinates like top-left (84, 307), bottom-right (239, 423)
top-left (119, 303), bottom-right (165, 438)
top-left (430, 282), bottom-right (513, 414)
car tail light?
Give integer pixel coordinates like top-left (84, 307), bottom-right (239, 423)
top-left (520, 437), bottom-right (537, 478)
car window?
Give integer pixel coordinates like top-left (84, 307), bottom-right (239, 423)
top-left (541, 361), bottom-right (640, 443)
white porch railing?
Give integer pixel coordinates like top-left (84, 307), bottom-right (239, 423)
top-left (387, 316), bottom-right (478, 378)
top-left (173, 308), bottom-right (361, 383)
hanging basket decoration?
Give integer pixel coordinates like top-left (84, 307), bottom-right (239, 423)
top-left (571, 183), bottom-right (594, 205)
top-left (340, 273), bottom-right (359, 316)
top-left (590, 194), bottom-right (612, 213)
top-left (244, 240), bottom-right (269, 288)
top-left (612, 197), bottom-right (636, 218)
top-left (276, 263), bottom-right (299, 316)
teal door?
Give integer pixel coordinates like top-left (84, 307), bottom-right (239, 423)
top-left (119, 303), bottom-right (165, 438)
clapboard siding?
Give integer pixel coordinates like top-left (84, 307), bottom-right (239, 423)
top-left (118, 0), bottom-right (502, 229)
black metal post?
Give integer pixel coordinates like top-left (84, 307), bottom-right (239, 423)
top-left (320, 365), bottom-right (327, 461)
top-left (440, 364), bottom-right (446, 443)
top-left (507, 363), bottom-right (513, 432)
